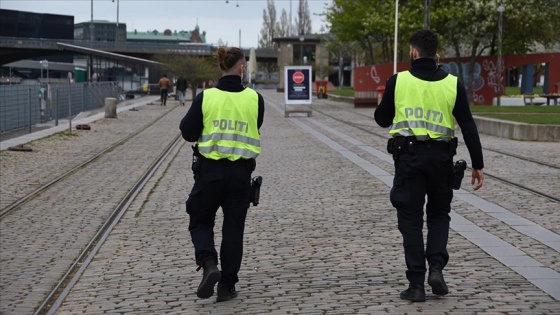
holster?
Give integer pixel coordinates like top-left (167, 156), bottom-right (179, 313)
top-left (191, 145), bottom-right (202, 179)
top-left (387, 137), bottom-right (412, 160)
top-left (452, 159), bottom-right (467, 190)
top-left (249, 176), bottom-right (262, 206)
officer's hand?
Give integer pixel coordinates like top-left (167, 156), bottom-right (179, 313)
top-left (471, 169), bottom-right (484, 190)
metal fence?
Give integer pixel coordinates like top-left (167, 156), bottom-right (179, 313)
top-left (0, 82), bottom-right (119, 133)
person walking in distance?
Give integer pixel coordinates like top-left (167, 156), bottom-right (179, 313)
top-left (158, 74), bottom-right (171, 106)
top-left (374, 29), bottom-right (484, 302)
top-left (179, 47), bottom-right (265, 302)
top-left (176, 76), bottom-right (187, 106)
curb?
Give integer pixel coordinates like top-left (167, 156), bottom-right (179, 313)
top-left (473, 116), bottom-right (559, 142)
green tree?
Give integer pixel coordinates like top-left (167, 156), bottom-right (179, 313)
top-left (326, 0), bottom-right (560, 103)
top-left (320, 33), bottom-right (357, 88)
top-left (431, 0), bottom-right (560, 104)
top-left (324, 0), bottom-right (422, 64)
top-left (155, 52), bottom-right (219, 99)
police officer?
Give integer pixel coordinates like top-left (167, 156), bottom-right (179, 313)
top-left (179, 47), bottom-right (264, 302)
top-left (374, 29), bottom-right (484, 302)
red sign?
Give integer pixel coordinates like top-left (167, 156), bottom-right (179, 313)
top-left (292, 71), bottom-right (304, 84)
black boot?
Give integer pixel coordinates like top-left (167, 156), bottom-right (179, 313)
top-left (196, 260), bottom-right (221, 299)
top-left (428, 263), bottom-right (448, 295)
top-left (400, 283), bottom-right (426, 302)
top-left (216, 283), bottom-right (238, 302)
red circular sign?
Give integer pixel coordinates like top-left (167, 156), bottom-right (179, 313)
top-left (292, 71), bottom-right (305, 84)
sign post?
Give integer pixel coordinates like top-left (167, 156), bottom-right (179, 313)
top-left (284, 66), bottom-right (312, 117)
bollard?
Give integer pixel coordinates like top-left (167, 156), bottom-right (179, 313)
top-left (104, 97), bottom-right (118, 118)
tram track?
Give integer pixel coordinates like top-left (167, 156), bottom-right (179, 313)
top-left (33, 135), bottom-right (184, 315)
top-left (0, 106), bottom-right (179, 220)
top-left (318, 102), bottom-right (560, 169)
top-left (312, 103), bottom-right (560, 203)
top-left (1, 90), bottom-right (552, 314)
top-left (0, 102), bottom-right (189, 315)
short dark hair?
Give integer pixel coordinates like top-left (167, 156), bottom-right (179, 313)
top-left (409, 29), bottom-right (439, 59)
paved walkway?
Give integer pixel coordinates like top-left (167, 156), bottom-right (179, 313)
top-left (1, 90), bottom-right (559, 314)
top-left (0, 96), bottom-right (154, 151)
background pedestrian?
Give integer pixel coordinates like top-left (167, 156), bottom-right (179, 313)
top-left (176, 76), bottom-right (187, 106)
top-left (158, 74), bottom-right (171, 106)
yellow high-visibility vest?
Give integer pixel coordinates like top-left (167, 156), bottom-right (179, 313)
top-left (390, 71), bottom-right (457, 140)
top-left (198, 88), bottom-right (260, 160)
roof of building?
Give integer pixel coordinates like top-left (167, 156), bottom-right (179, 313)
top-left (127, 25), bottom-right (206, 43)
top-left (127, 30), bottom-right (192, 41)
top-left (56, 42), bottom-right (160, 66)
top-left (75, 20), bottom-right (117, 25)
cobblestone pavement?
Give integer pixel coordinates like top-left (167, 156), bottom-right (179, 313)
top-left (0, 98), bottom-right (187, 314)
top-left (1, 91), bottom-right (559, 314)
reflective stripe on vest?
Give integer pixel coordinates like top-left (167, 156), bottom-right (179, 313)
top-left (198, 87), bottom-right (260, 161)
top-left (390, 71), bottom-right (457, 140)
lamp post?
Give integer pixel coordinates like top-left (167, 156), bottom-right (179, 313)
top-left (43, 59), bottom-right (49, 83)
top-left (393, 0), bottom-right (399, 74)
top-left (423, 0), bottom-right (430, 29)
top-left (90, 0), bottom-right (94, 42)
top-left (112, 0), bottom-right (119, 41)
top-left (89, 0), bottom-right (94, 82)
top-left (299, 36), bottom-right (304, 65)
top-left (40, 59), bottom-right (48, 85)
top-left (497, 4), bottom-right (505, 106)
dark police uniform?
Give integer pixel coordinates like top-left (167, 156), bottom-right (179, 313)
top-left (179, 75), bottom-right (264, 289)
top-left (374, 58), bottom-right (484, 286)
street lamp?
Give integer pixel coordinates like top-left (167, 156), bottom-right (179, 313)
top-left (90, 0), bottom-right (94, 42)
top-left (299, 36), bottom-right (304, 65)
top-left (112, 0), bottom-right (119, 41)
top-left (497, 4), bottom-right (505, 106)
top-left (393, 0), bottom-right (399, 74)
top-left (40, 59), bottom-right (48, 84)
top-left (44, 60), bottom-right (49, 83)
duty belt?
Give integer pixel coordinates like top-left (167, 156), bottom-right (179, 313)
top-left (387, 136), bottom-right (457, 160)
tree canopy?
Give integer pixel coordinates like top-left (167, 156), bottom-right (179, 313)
top-left (155, 52), bottom-right (219, 99)
top-left (324, 0), bottom-right (560, 103)
top-left (259, 0), bottom-right (314, 48)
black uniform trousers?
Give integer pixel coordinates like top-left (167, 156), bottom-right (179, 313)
top-left (390, 143), bottom-right (453, 285)
top-left (186, 157), bottom-right (253, 287)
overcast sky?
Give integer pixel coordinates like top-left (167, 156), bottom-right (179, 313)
top-left (1, 0), bottom-right (332, 48)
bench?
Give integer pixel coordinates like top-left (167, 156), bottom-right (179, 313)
top-left (523, 94), bottom-right (545, 106)
top-left (543, 94), bottom-right (560, 106)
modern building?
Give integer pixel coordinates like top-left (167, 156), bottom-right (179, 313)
top-left (0, 9), bottom-right (73, 39)
top-left (273, 34), bottom-right (329, 91)
top-left (1, 9), bottom-right (209, 86)
top-left (74, 20), bottom-right (127, 42)
top-left (0, 9), bottom-right (73, 64)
